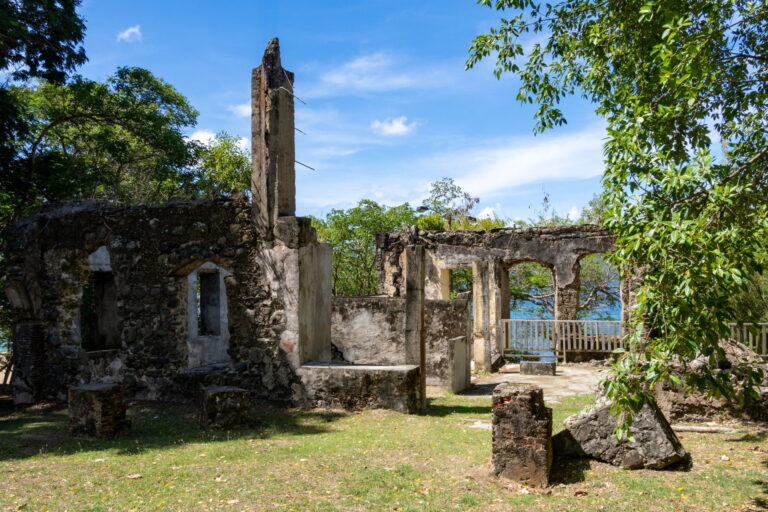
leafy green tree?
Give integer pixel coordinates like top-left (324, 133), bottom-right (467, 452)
top-left (468, 0), bottom-right (767, 421)
top-left (191, 132), bottom-right (251, 197)
top-left (5, 68), bottom-right (199, 215)
top-left (423, 177), bottom-right (480, 228)
top-left (1, 0), bottom-right (87, 204)
top-left (312, 200), bottom-right (418, 296)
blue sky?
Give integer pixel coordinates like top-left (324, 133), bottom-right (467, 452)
top-left (77, 0), bottom-right (605, 222)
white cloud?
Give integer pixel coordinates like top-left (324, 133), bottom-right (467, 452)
top-left (567, 205), bottom-right (582, 221)
top-left (427, 126), bottom-right (606, 199)
top-left (188, 129), bottom-right (216, 145)
top-left (370, 116), bottom-right (416, 136)
top-left (303, 53), bottom-right (453, 98)
top-left (477, 206), bottom-right (497, 219)
top-left (116, 25), bottom-right (142, 43)
top-left (227, 103), bottom-right (250, 118)
top-left (293, 124), bottom-right (606, 218)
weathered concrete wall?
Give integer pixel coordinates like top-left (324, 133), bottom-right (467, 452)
top-left (251, 38), bottom-right (296, 234)
top-left (331, 297), bottom-right (406, 365)
top-left (424, 299), bottom-right (471, 391)
top-left (330, 296), bottom-right (470, 391)
top-left (377, 226), bottom-right (616, 370)
top-left (297, 363), bottom-right (421, 413)
top-left (5, 198), bottom-right (298, 403)
top-left (378, 226), bottom-right (614, 299)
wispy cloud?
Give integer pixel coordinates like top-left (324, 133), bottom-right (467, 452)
top-left (296, 125), bottom-right (606, 217)
top-left (370, 116), bottom-right (416, 136)
top-left (302, 53), bottom-right (453, 98)
top-left (227, 103), bottom-right (250, 118)
top-left (116, 25), bottom-right (142, 43)
top-left (432, 126), bottom-right (606, 199)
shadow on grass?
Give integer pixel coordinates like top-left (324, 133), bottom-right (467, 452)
top-left (458, 383), bottom-right (497, 397)
top-left (550, 456), bottom-right (590, 485)
top-left (751, 458), bottom-right (768, 510)
top-left (728, 431), bottom-right (768, 443)
top-left (0, 398), bottom-right (345, 462)
top-left (424, 398), bottom-right (489, 418)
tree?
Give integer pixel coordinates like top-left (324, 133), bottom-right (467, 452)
top-left (2, 69), bottom-right (253, 222)
top-left (191, 132), bottom-right (251, 198)
top-left (4, 68), bottom-right (199, 216)
top-left (468, 0), bottom-right (767, 423)
top-left (423, 177), bottom-right (479, 228)
top-left (0, 0), bottom-right (87, 189)
top-left (312, 200), bottom-right (418, 296)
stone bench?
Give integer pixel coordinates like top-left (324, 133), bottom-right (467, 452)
top-left (200, 386), bottom-right (256, 429)
top-left (68, 383), bottom-right (129, 437)
top-left (298, 363), bottom-right (420, 413)
top-left (520, 361), bottom-right (557, 376)
top-left (492, 383), bottom-right (552, 487)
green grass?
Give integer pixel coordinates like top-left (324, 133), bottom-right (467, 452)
top-left (0, 393), bottom-right (766, 512)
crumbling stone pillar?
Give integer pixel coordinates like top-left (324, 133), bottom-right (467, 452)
top-left (404, 245), bottom-right (426, 412)
top-left (554, 259), bottom-right (581, 321)
top-left (492, 383), bottom-right (552, 487)
top-left (472, 259), bottom-right (491, 371)
top-left (69, 383), bottom-right (129, 437)
top-left (11, 321), bottom-right (45, 404)
top-left (489, 261), bottom-right (510, 366)
top-left (251, 38), bottom-right (295, 235)
top-left (472, 259), bottom-right (508, 371)
top-left (201, 386), bottom-right (256, 429)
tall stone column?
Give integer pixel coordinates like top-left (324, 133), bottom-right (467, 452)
top-left (251, 38), bottom-right (296, 235)
top-left (404, 245), bottom-right (426, 411)
top-left (489, 261), bottom-right (510, 367)
top-left (472, 258), bottom-right (508, 371)
top-left (472, 259), bottom-right (491, 371)
top-left (554, 259), bottom-right (581, 321)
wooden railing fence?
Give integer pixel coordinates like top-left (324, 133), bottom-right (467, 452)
top-left (502, 319), bottom-right (625, 361)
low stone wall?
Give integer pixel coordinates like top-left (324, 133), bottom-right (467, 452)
top-left (331, 297), bottom-right (470, 391)
top-left (297, 363), bottom-right (421, 413)
top-left (330, 297), bottom-right (406, 365)
top-left (424, 299), bottom-right (471, 391)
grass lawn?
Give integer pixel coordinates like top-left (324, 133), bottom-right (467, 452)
top-left (0, 392), bottom-right (766, 512)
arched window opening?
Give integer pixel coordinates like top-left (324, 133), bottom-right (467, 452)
top-left (186, 262), bottom-right (231, 368)
top-left (81, 247), bottom-right (120, 351)
top-left (507, 262), bottom-right (555, 320)
top-left (577, 254), bottom-right (620, 320)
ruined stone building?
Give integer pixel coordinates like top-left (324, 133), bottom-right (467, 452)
top-left (4, 39), bottom-right (627, 412)
top-left (376, 226), bottom-right (632, 370)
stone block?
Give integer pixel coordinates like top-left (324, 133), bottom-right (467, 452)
top-left (201, 386), bottom-right (256, 429)
top-left (520, 361), bottom-right (557, 376)
top-left (297, 363), bottom-right (420, 413)
top-left (552, 399), bottom-right (688, 469)
top-left (68, 383), bottom-right (129, 437)
top-left (491, 383), bottom-right (552, 487)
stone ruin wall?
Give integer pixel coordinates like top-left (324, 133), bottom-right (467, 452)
top-left (4, 198), bottom-right (299, 403)
top-left (377, 225), bottom-right (616, 303)
top-left (376, 225), bottom-right (622, 370)
top-left (330, 296), bottom-right (471, 390)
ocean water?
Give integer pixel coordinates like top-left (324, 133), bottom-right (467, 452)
top-left (505, 298), bottom-right (622, 362)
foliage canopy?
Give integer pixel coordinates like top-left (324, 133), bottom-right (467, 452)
top-left (468, 0), bottom-right (768, 422)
